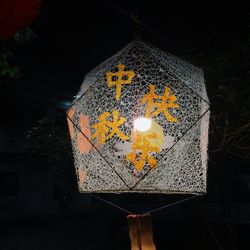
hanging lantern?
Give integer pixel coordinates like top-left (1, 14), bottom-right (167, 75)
top-left (67, 40), bottom-right (209, 194)
top-left (67, 40), bottom-right (209, 249)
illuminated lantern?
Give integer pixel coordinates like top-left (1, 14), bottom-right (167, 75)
top-left (67, 40), bottom-right (209, 194)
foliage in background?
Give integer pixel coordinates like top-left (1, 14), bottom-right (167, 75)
top-left (24, 117), bottom-right (73, 163)
top-left (182, 35), bottom-right (249, 160)
top-left (0, 45), bottom-right (20, 80)
top-left (14, 27), bottom-right (38, 44)
top-left (0, 28), bottom-right (37, 84)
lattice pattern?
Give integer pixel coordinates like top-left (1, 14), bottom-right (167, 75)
top-left (67, 40), bottom-right (210, 194)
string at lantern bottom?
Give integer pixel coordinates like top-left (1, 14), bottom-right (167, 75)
top-left (125, 195), bottom-right (197, 250)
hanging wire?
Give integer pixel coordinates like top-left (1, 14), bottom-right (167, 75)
top-left (142, 194), bottom-right (198, 214)
top-left (91, 193), bottom-right (135, 214)
top-left (134, 0), bottom-right (138, 18)
top-left (100, 0), bottom-right (176, 48)
top-left (90, 193), bottom-right (199, 215)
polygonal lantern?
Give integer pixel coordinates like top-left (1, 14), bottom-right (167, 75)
top-left (67, 40), bottom-right (210, 194)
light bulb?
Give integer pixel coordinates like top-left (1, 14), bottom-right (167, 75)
top-left (134, 117), bottom-right (152, 132)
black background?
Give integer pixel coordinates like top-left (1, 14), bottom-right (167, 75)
top-left (0, 1), bottom-right (248, 250)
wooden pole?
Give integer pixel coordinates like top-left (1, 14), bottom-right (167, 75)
top-left (127, 213), bottom-right (156, 250)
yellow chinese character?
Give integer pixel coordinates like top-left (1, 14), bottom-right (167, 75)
top-left (106, 64), bottom-right (135, 101)
top-left (141, 84), bottom-right (180, 122)
top-left (126, 133), bottom-right (160, 172)
top-left (92, 110), bottom-right (129, 144)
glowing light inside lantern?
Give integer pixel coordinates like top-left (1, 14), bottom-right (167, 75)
top-left (134, 117), bottom-right (152, 132)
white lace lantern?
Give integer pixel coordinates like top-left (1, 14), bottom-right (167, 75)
top-left (67, 40), bottom-right (210, 194)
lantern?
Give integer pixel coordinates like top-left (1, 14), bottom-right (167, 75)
top-left (67, 40), bottom-right (209, 194)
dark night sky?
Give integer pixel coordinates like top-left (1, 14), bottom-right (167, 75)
top-left (3, 0), bottom-right (245, 195)
top-left (12, 1), bottom-right (246, 99)
top-left (0, 2), bottom-right (248, 250)
top-left (0, 0), bottom-right (245, 146)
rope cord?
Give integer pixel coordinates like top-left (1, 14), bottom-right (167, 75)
top-left (91, 193), bottom-right (199, 215)
top-left (142, 194), bottom-right (197, 214)
top-left (91, 193), bottom-right (134, 214)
